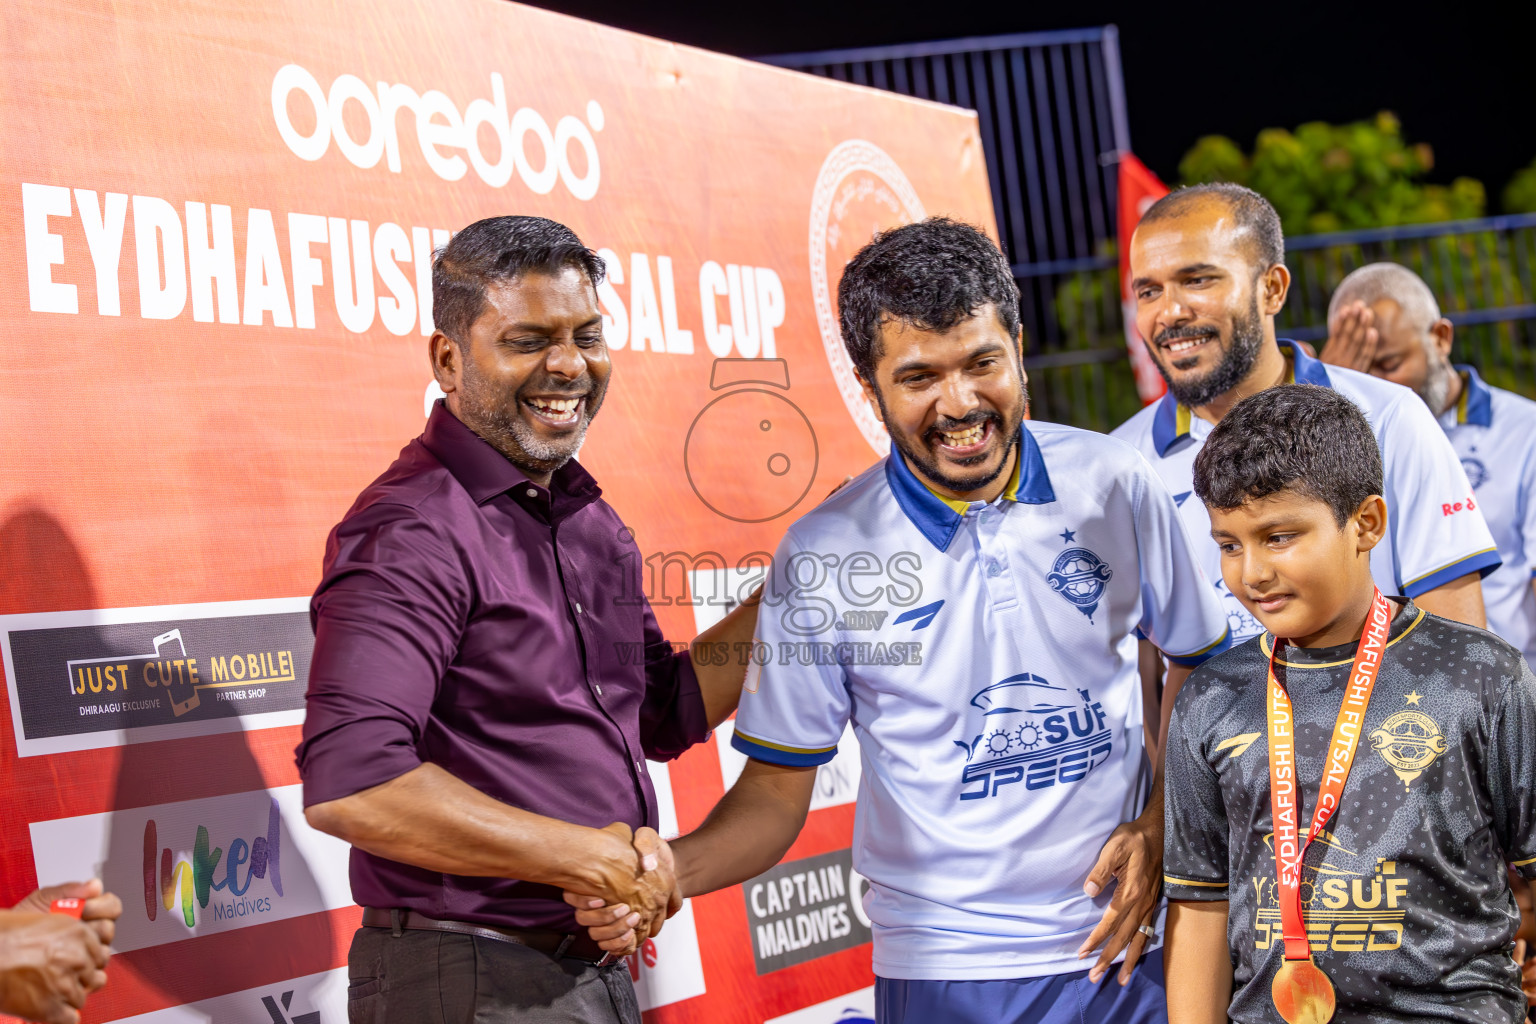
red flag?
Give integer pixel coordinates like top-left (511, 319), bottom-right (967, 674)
top-left (1118, 153), bottom-right (1169, 403)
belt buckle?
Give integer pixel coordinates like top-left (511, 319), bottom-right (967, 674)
top-left (559, 932), bottom-right (620, 968)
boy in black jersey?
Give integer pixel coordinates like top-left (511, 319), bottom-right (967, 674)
top-left (1163, 383), bottom-right (1536, 1024)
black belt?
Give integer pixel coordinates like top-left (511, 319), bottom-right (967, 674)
top-left (361, 907), bottom-right (619, 967)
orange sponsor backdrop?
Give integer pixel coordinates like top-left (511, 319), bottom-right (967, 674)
top-left (0, 1), bottom-right (995, 1021)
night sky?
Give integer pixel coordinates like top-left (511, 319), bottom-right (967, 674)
top-left (523, 0), bottom-right (1536, 210)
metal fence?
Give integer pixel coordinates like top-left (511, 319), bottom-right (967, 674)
top-left (1282, 214), bottom-right (1536, 396)
top-left (763, 34), bottom-right (1536, 429)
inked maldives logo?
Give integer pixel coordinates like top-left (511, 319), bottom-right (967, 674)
top-left (142, 798), bottom-right (283, 927)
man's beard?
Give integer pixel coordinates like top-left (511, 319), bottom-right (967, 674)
top-left (456, 360), bottom-right (605, 476)
top-left (1152, 293), bottom-right (1265, 409)
top-left (1417, 352), bottom-right (1457, 414)
top-left (876, 386), bottom-right (1027, 495)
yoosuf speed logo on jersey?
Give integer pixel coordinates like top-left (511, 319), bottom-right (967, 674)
top-left (1045, 546), bottom-right (1112, 622)
top-left (1251, 831), bottom-right (1409, 954)
top-left (954, 674), bottom-right (1112, 800)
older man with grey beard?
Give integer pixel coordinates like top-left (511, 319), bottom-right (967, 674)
top-left (1322, 261), bottom-right (1536, 665)
top-left (1324, 262), bottom-right (1536, 1022)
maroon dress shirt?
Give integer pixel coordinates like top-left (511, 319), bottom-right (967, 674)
top-left (297, 401), bottom-right (707, 930)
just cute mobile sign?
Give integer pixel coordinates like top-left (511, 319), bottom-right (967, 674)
top-left (0, 0), bottom-right (995, 1021)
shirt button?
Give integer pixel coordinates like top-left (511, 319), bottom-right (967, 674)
top-left (574, 602), bottom-right (583, 614)
top-left (594, 684), bottom-right (603, 696)
top-left (986, 559), bottom-right (1003, 577)
top-left (635, 760), bottom-right (644, 773)
top-left (525, 488), bottom-right (538, 498)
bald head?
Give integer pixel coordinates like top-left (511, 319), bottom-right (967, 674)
top-left (1327, 262), bottom-right (1457, 413)
top-left (1328, 262), bottom-right (1441, 333)
top-left (1139, 183), bottom-right (1285, 273)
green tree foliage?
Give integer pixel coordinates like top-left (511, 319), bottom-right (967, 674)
top-left (1178, 112), bottom-right (1486, 235)
top-left (1504, 158), bottom-right (1536, 214)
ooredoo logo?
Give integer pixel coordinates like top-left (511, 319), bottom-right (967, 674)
top-left (1441, 494), bottom-right (1477, 517)
top-left (271, 65), bottom-right (603, 199)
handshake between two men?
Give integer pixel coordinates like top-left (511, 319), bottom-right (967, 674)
top-left (297, 216), bottom-right (1168, 1024)
top-left (569, 823), bottom-right (683, 956)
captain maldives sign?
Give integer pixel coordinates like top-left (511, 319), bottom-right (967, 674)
top-left (0, 597), bottom-right (312, 755)
top-left (744, 847), bottom-right (872, 974)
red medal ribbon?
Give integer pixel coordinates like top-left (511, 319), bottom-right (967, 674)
top-left (1267, 588), bottom-right (1392, 962)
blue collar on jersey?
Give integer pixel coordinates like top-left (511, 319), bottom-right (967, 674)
top-left (885, 422), bottom-right (1055, 551)
top-left (1453, 364), bottom-right (1493, 427)
top-left (1150, 340), bottom-right (1330, 456)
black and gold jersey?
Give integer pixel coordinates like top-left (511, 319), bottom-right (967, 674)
top-left (1164, 599), bottom-right (1536, 1024)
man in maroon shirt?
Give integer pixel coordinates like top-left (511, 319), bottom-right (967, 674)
top-left (297, 216), bottom-right (760, 1024)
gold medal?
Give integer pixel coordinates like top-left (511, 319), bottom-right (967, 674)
top-left (1265, 589), bottom-right (1392, 1024)
top-left (1271, 958), bottom-right (1336, 1024)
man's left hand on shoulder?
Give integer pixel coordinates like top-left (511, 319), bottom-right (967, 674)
top-left (1076, 805), bottom-right (1162, 986)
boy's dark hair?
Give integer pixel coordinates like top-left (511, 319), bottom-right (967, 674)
top-left (432, 216), bottom-right (605, 344)
top-left (837, 217), bottom-right (1021, 383)
top-left (1139, 182), bottom-right (1285, 272)
top-left (1192, 384), bottom-right (1382, 525)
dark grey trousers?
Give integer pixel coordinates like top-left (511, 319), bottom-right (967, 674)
top-left (347, 926), bottom-right (642, 1024)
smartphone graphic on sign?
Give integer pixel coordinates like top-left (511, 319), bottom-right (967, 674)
top-left (154, 629), bottom-right (201, 717)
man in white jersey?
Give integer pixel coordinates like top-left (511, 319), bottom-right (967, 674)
top-left (1111, 184), bottom-right (1498, 743)
top-left (566, 219), bottom-right (1229, 1023)
top-left (1322, 261), bottom-right (1536, 664)
top-left (1324, 259), bottom-right (1536, 1017)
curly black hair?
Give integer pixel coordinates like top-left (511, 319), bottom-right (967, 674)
top-left (837, 217), bottom-right (1021, 382)
top-left (1192, 384), bottom-right (1382, 525)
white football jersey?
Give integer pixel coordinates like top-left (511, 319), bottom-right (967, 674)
top-left (732, 421), bottom-right (1229, 979)
top-left (1439, 366), bottom-right (1536, 663)
top-left (1113, 341), bottom-right (1500, 642)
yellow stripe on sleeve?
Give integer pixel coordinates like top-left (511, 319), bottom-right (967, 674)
top-left (1164, 874), bottom-right (1229, 888)
top-left (732, 729), bottom-right (838, 756)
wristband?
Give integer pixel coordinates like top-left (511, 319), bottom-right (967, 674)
top-left (49, 897), bottom-right (85, 918)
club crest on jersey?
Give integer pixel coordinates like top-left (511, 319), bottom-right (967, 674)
top-left (1462, 456), bottom-right (1489, 490)
top-left (953, 673), bottom-right (1112, 800)
top-left (1369, 693), bottom-right (1447, 790)
top-left (1046, 546), bottom-right (1113, 621)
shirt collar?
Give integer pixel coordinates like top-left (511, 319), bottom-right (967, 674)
top-left (1285, 338), bottom-right (1334, 388)
top-left (1150, 339), bottom-right (1331, 456)
top-left (418, 400), bottom-right (602, 518)
top-left (1453, 364), bottom-right (1493, 427)
top-left (885, 423), bottom-right (1055, 552)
